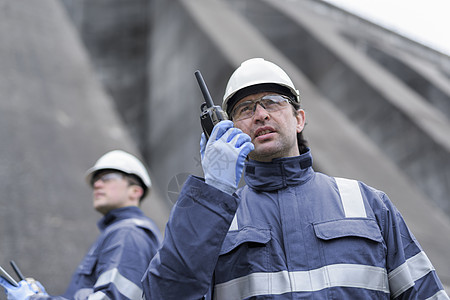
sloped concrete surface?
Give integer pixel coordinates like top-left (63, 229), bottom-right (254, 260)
top-left (60, 0), bottom-right (150, 152)
top-left (1, 0), bottom-right (448, 295)
top-left (0, 0), bottom-right (168, 295)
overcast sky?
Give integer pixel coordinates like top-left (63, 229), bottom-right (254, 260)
top-left (322, 0), bottom-right (450, 56)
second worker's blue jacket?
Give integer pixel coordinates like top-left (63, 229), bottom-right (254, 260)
top-left (61, 206), bottom-right (162, 300)
top-left (142, 150), bottom-right (448, 299)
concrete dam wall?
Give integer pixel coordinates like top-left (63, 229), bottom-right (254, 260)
top-left (1, 0), bottom-right (449, 293)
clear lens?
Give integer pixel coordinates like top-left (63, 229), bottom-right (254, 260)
top-left (231, 95), bottom-right (291, 121)
top-left (91, 172), bottom-right (124, 186)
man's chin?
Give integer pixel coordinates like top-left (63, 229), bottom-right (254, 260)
top-left (93, 201), bottom-right (107, 211)
top-left (94, 205), bottom-right (110, 215)
top-left (248, 146), bottom-right (279, 162)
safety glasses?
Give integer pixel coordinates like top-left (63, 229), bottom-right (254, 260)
top-left (91, 172), bottom-right (125, 186)
top-left (230, 94), bottom-right (292, 121)
top-left (91, 171), bottom-right (142, 188)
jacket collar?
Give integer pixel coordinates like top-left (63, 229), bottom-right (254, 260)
top-left (97, 206), bottom-right (143, 231)
top-left (244, 149), bottom-right (314, 192)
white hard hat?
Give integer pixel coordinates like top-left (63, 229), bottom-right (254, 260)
top-left (222, 58), bottom-right (300, 115)
top-left (85, 150), bottom-right (151, 190)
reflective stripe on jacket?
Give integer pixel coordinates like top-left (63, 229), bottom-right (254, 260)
top-left (143, 150), bottom-right (448, 299)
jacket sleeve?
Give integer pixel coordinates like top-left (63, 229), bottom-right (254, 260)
top-left (377, 193), bottom-right (449, 299)
top-left (141, 175), bottom-right (239, 300)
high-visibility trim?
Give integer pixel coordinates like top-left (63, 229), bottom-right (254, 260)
top-left (425, 290), bottom-right (450, 300)
top-left (389, 251), bottom-right (436, 298)
top-left (229, 214), bottom-right (238, 231)
top-left (214, 264), bottom-right (389, 300)
top-left (335, 177), bottom-right (367, 218)
top-left (75, 288), bottom-right (94, 299)
top-left (94, 268), bottom-right (143, 300)
top-left (88, 291), bottom-right (109, 300)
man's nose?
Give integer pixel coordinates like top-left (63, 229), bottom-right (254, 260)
top-left (252, 103), bottom-right (269, 121)
top-left (93, 178), bottom-right (104, 188)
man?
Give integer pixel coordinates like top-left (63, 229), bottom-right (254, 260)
top-left (0, 150), bottom-right (162, 299)
top-left (141, 58), bottom-right (448, 299)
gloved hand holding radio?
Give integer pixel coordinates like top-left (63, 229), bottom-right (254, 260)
top-left (200, 120), bottom-right (254, 195)
top-left (0, 277), bottom-right (47, 300)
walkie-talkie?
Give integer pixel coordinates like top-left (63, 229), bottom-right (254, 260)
top-left (0, 265), bottom-right (19, 287)
top-left (195, 70), bottom-right (228, 139)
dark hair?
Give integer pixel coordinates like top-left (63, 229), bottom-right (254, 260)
top-left (126, 174), bottom-right (148, 202)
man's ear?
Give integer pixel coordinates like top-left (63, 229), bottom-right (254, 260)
top-left (296, 109), bottom-right (306, 133)
top-left (130, 185), bottom-right (144, 201)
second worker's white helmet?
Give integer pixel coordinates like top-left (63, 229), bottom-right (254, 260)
top-left (85, 150), bottom-right (151, 197)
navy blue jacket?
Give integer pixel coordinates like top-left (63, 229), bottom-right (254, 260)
top-left (60, 206), bottom-right (162, 299)
top-left (142, 150), bottom-right (448, 299)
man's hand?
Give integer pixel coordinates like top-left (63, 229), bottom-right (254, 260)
top-left (200, 120), bottom-right (254, 195)
top-left (0, 277), bottom-right (47, 300)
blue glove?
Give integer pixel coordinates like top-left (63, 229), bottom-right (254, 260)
top-left (0, 277), bottom-right (47, 300)
top-left (200, 120), bottom-right (254, 195)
